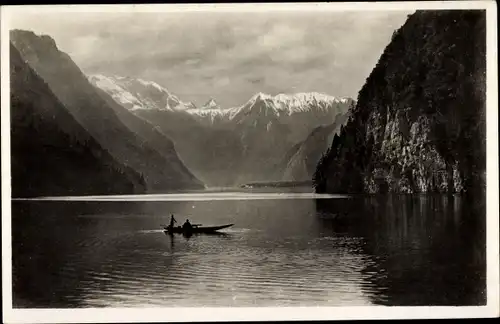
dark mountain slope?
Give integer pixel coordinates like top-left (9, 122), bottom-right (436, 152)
top-left (10, 29), bottom-right (203, 191)
top-left (314, 10), bottom-right (486, 194)
top-left (10, 44), bottom-right (145, 197)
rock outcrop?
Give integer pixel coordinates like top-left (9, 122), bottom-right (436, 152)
top-left (314, 10), bottom-right (486, 194)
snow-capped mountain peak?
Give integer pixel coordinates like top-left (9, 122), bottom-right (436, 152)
top-left (181, 91), bottom-right (353, 126)
top-left (88, 74), bottom-right (196, 111)
top-left (238, 91), bottom-right (352, 115)
top-left (89, 74), bottom-right (149, 111)
top-left (251, 92), bottom-right (272, 101)
top-left (135, 78), bottom-right (169, 93)
top-left (89, 74), bottom-right (353, 129)
top-left (201, 98), bottom-right (220, 110)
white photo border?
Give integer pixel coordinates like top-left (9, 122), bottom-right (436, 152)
top-left (1, 1), bottom-right (498, 322)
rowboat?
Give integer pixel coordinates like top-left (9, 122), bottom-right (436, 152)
top-left (163, 224), bottom-right (234, 234)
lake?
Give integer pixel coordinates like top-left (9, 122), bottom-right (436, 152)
top-left (11, 190), bottom-right (486, 307)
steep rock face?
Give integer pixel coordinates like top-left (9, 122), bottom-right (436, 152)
top-left (314, 10), bottom-right (486, 194)
top-left (10, 44), bottom-right (145, 197)
top-left (281, 112), bottom-right (348, 181)
top-left (11, 30), bottom-right (204, 191)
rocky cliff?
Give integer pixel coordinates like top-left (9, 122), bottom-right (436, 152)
top-left (314, 10), bottom-right (486, 194)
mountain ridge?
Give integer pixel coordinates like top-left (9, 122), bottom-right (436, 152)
top-left (10, 43), bottom-right (146, 197)
top-left (90, 73), bottom-right (353, 186)
top-left (11, 29), bottom-right (204, 192)
top-left (88, 73), bottom-right (352, 119)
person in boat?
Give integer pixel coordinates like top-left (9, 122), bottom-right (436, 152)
top-left (169, 214), bottom-right (177, 230)
top-left (182, 219), bottom-right (193, 231)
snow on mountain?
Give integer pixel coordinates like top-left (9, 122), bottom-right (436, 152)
top-left (87, 74), bottom-right (354, 186)
top-left (184, 91), bottom-right (353, 127)
top-left (88, 74), bottom-right (196, 111)
top-left (187, 92), bottom-right (351, 119)
top-left (240, 91), bottom-right (350, 115)
top-left (201, 98), bottom-right (220, 110)
top-left (89, 74), bottom-right (353, 128)
top-left (185, 106), bottom-right (241, 125)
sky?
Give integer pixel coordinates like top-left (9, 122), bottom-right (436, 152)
top-left (9, 8), bottom-right (412, 108)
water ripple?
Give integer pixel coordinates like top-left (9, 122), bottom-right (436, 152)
top-left (14, 196), bottom-right (481, 308)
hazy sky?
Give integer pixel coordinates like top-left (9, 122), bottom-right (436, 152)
top-left (9, 9), bottom-right (412, 107)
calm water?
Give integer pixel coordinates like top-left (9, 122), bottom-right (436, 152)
top-left (11, 191), bottom-right (486, 307)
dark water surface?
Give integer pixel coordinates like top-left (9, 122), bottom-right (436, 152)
top-left (12, 192), bottom-right (486, 307)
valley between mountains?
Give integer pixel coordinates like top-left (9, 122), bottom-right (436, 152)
top-left (88, 74), bottom-right (353, 186)
top-left (9, 10), bottom-right (486, 197)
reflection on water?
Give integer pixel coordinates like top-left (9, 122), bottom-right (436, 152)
top-left (316, 194), bottom-right (486, 306)
top-left (12, 193), bottom-right (485, 308)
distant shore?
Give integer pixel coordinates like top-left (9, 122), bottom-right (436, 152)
top-left (239, 180), bottom-right (313, 189)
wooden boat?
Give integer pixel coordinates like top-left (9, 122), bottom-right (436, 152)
top-left (163, 224), bottom-right (234, 234)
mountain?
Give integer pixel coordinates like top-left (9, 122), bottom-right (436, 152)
top-left (201, 99), bottom-right (220, 110)
top-left (187, 92), bottom-right (353, 185)
top-left (11, 30), bottom-right (204, 192)
top-left (92, 86), bottom-right (205, 189)
top-left (10, 44), bottom-right (145, 197)
top-left (88, 74), bottom-right (197, 111)
top-left (280, 112), bottom-right (348, 181)
top-left (187, 92), bottom-right (352, 135)
top-left (314, 10), bottom-right (486, 194)
top-left (89, 75), bottom-right (352, 138)
top-left (90, 73), bottom-right (353, 186)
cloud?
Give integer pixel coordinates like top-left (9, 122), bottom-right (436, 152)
top-left (9, 9), bottom-right (412, 107)
top-left (256, 23), bottom-right (304, 50)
